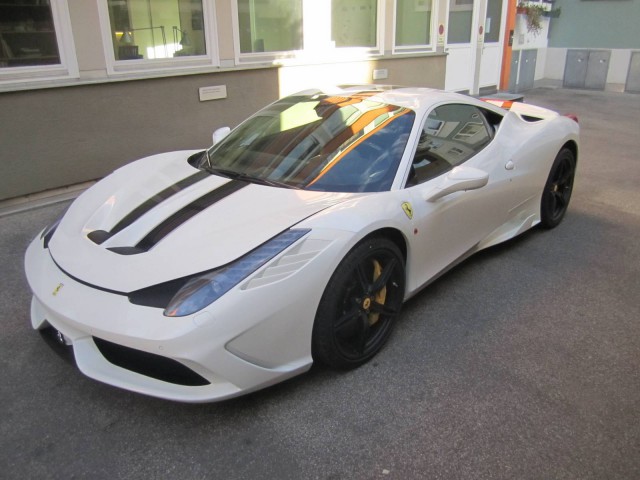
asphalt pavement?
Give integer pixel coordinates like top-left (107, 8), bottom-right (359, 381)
top-left (1, 86), bottom-right (639, 479)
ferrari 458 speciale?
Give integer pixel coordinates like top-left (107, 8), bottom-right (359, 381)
top-left (25, 86), bottom-right (579, 402)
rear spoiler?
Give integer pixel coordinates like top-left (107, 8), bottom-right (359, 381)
top-left (480, 97), bottom-right (578, 123)
top-left (480, 98), bottom-right (518, 110)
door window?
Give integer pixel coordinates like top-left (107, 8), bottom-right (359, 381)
top-left (484, 0), bottom-right (503, 43)
top-left (447, 0), bottom-right (473, 44)
top-left (408, 104), bottom-right (491, 186)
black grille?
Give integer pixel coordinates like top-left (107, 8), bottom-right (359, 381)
top-left (93, 337), bottom-right (210, 387)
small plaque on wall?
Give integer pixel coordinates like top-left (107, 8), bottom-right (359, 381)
top-left (199, 85), bottom-right (227, 102)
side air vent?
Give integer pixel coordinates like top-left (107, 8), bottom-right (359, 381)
top-left (521, 114), bottom-right (543, 123)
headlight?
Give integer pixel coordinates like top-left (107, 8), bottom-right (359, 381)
top-left (163, 228), bottom-right (310, 317)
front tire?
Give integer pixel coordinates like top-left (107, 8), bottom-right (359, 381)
top-left (312, 237), bottom-right (405, 369)
top-left (540, 147), bottom-right (576, 229)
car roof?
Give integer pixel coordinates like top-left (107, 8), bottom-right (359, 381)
top-left (293, 85), bottom-right (502, 116)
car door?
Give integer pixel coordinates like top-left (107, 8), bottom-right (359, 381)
top-left (403, 103), bottom-right (514, 292)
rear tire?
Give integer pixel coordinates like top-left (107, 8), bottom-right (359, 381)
top-left (540, 148), bottom-right (576, 229)
top-left (312, 237), bottom-right (405, 369)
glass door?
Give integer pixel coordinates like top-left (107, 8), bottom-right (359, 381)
top-left (445, 0), bottom-right (506, 93)
top-left (444, 0), bottom-right (477, 92)
top-left (478, 0), bottom-right (505, 89)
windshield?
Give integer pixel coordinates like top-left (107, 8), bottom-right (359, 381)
top-left (204, 92), bottom-right (415, 192)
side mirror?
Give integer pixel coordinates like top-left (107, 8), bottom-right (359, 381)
top-left (424, 166), bottom-right (489, 202)
top-left (212, 126), bottom-right (231, 146)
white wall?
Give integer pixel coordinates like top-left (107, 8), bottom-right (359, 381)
top-left (512, 13), bottom-right (550, 52)
top-left (543, 47), bottom-right (565, 81)
top-left (609, 50), bottom-right (632, 85)
top-left (512, 7), bottom-right (550, 82)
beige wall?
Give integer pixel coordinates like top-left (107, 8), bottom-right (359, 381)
top-left (0, 55), bottom-right (445, 200)
top-left (278, 56), bottom-right (446, 97)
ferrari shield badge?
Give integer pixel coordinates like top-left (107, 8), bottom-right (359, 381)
top-left (52, 283), bottom-right (64, 296)
top-left (401, 202), bottom-right (413, 220)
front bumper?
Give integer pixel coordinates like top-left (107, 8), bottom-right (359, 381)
top-left (24, 231), bottom-right (345, 402)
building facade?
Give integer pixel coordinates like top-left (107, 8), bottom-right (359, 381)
top-left (2, 0), bottom-right (460, 200)
top-left (545, 0), bottom-right (640, 92)
top-left (5, 0), bottom-right (636, 201)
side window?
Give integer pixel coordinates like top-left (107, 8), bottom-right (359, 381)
top-left (408, 104), bottom-right (492, 186)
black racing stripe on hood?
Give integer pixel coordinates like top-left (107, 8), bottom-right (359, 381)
top-left (109, 170), bottom-right (210, 235)
top-left (135, 180), bottom-right (249, 252)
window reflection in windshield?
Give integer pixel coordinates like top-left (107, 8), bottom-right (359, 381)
top-left (206, 92), bottom-right (415, 192)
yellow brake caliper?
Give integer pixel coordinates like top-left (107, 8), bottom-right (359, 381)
top-left (368, 259), bottom-right (387, 326)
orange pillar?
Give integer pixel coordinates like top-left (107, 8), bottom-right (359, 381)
top-left (499, 0), bottom-right (518, 91)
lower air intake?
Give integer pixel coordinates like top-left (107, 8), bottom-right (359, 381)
top-left (93, 337), bottom-right (210, 387)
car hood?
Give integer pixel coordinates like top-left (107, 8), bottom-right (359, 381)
top-left (48, 151), bottom-right (355, 292)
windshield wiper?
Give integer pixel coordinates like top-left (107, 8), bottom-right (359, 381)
top-left (204, 166), bottom-right (300, 189)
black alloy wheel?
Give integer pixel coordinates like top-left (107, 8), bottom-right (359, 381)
top-left (540, 147), bottom-right (576, 229)
top-left (312, 237), bottom-right (405, 369)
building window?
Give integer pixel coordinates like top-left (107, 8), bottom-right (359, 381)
top-left (234, 0), bottom-right (382, 62)
top-left (0, 0), bottom-right (77, 83)
top-left (106, 0), bottom-right (207, 61)
top-left (0, 0), bottom-right (60, 68)
top-left (395, 0), bottom-right (433, 49)
top-left (331, 0), bottom-right (377, 48)
top-left (237, 0), bottom-right (302, 54)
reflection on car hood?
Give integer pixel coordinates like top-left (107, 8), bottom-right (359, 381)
top-left (48, 151), bottom-right (355, 292)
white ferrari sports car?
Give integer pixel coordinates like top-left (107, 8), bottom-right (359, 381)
top-left (25, 86), bottom-right (579, 402)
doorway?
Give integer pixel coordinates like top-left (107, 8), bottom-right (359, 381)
top-left (444, 0), bottom-right (506, 94)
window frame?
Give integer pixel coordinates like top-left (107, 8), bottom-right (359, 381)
top-left (392, 0), bottom-right (438, 54)
top-left (232, 0), bottom-right (385, 66)
top-left (0, 0), bottom-right (78, 86)
top-left (96, 0), bottom-right (219, 75)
